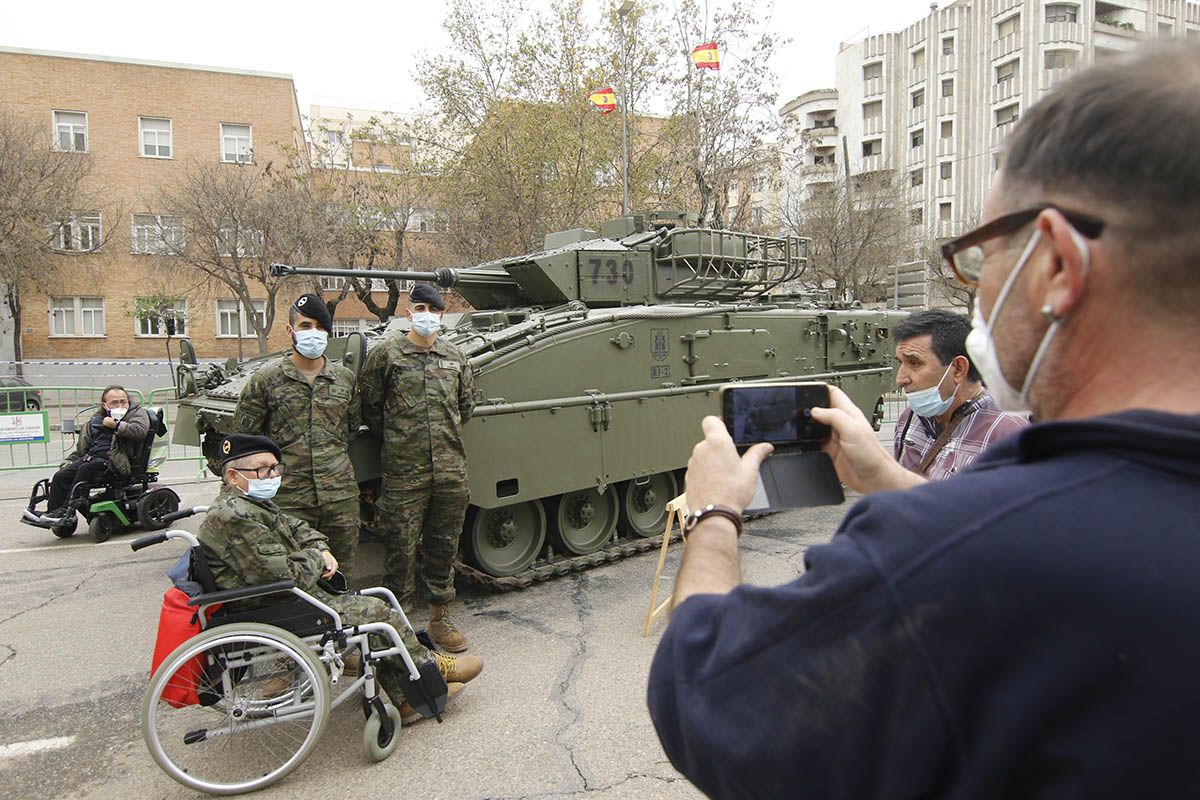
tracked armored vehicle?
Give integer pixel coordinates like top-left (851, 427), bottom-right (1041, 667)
top-left (172, 212), bottom-right (904, 587)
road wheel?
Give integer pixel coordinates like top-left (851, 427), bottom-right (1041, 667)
top-left (26, 398), bottom-right (40, 411)
top-left (137, 488), bottom-right (180, 530)
top-left (463, 500), bottom-right (547, 577)
top-left (617, 471), bottom-right (680, 538)
top-left (88, 513), bottom-right (118, 543)
top-left (548, 487), bottom-right (619, 555)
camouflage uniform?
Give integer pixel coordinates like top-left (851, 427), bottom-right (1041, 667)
top-left (359, 333), bottom-right (475, 608)
top-left (233, 357), bottom-right (363, 580)
top-left (197, 483), bottom-right (431, 702)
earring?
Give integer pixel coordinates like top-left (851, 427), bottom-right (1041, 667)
top-left (1041, 304), bottom-right (1061, 324)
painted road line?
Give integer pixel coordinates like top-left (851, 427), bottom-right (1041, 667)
top-left (0, 736), bottom-right (75, 760)
top-left (0, 538), bottom-right (185, 555)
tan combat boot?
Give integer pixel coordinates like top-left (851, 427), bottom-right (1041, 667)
top-left (399, 682), bottom-right (465, 725)
top-left (434, 651), bottom-right (483, 684)
top-left (429, 603), bottom-right (469, 653)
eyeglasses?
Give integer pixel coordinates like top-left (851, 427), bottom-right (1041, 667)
top-left (233, 463), bottom-right (287, 480)
top-left (940, 204), bottom-right (1104, 288)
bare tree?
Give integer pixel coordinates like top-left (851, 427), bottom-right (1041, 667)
top-left (781, 169), bottom-right (914, 303)
top-left (148, 159), bottom-right (311, 356)
top-left (0, 110), bottom-right (120, 370)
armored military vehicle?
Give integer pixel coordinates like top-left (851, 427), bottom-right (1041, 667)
top-left (172, 212), bottom-right (904, 587)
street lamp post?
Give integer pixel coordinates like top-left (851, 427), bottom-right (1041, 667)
top-left (618, 0), bottom-right (635, 216)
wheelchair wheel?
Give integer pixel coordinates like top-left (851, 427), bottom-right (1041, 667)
top-left (50, 517), bottom-right (78, 538)
top-left (88, 513), bottom-right (119, 543)
top-left (137, 488), bottom-right (180, 530)
top-left (141, 622), bottom-right (331, 795)
top-left (362, 702), bottom-right (402, 762)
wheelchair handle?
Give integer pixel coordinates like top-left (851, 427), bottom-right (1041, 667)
top-left (159, 505), bottom-right (208, 525)
top-left (130, 532), bottom-right (168, 551)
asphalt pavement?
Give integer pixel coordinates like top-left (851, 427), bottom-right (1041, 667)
top-left (0, 424), bottom-right (897, 799)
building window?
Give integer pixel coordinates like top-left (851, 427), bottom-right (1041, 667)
top-left (941, 120), bottom-right (953, 138)
top-left (997, 14), bottom-right (1021, 40)
top-left (139, 117), bottom-right (172, 158)
top-left (136, 300), bottom-right (187, 337)
top-left (939, 202), bottom-right (952, 222)
top-left (752, 206), bottom-right (764, 225)
top-left (50, 297), bottom-right (104, 337)
top-left (942, 78), bottom-right (955, 97)
top-left (221, 123), bottom-right (252, 163)
top-left (216, 299), bottom-right (266, 338)
top-left (912, 48), bottom-right (926, 70)
top-left (995, 104), bottom-right (1020, 126)
top-left (51, 212), bottom-right (102, 252)
top-left (911, 169), bottom-right (924, 187)
top-left (863, 61), bottom-right (883, 81)
top-left (862, 101), bottom-right (883, 123)
top-left (813, 152), bottom-right (836, 166)
top-left (1045, 4), bottom-right (1078, 24)
top-left (941, 36), bottom-right (955, 55)
top-left (996, 59), bottom-right (1019, 85)
top-left (912, 88), bottom-right (925, 108)
top-left (1045, 50), bottom-right (1078, 70)
top-left (131, 213), bottom-right (186, 254)
top-left (728, 179), bottom-right (739, 194)
top-left (862, 139), bottom-right (882, 157)
top-left (53, 110), bottom-right (87, 153)
top-left (940, 162), bottom-right (953, 180)
top-left (911, 129), bottom-right (925, 148)
top-left (752, 175), bottom-right (766, 192)
top-left (910, 208), bottom-right (923, 225)
top-left (215, 224), bottom-right (264, 257)
top-left (332, 318), bottom-right (373, 337)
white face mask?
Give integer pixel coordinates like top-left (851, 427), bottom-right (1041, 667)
top-left (965, 227), bottom-right (1090, 414)
top-left (109, 406), bottom-right (128, 421)
top-left (244, 475), bottom-right (281, 501)
top-left (904, 364), bottom-right (955, 418)
top-left (293, 328), bottom-right (328, 359)
top-left (411, 311), bottom-right (442, 337)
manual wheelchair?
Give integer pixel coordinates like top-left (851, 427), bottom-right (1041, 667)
top-left (132, 508), bottom-right (450, 795)
top-left (21, 405), bottom-right (179, 542)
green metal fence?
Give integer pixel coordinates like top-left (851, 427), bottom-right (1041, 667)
top-left (0, 386), bottom-right (206, 476)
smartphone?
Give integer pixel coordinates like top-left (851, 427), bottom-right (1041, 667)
top-left (719, 382), bottom-right (832, 450)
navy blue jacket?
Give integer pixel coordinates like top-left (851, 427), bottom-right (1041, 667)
top-left (648, 411), bottom-right (1200, 799)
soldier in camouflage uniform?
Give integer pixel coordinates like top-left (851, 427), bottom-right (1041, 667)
top-left (197, 434), bottom-right (482, 719)
top-left (359, 283), bottom-right (475, 652)
top-left (233, 294), bottom-right (363, 581)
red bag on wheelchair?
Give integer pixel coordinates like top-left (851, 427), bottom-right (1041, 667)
top-left (150, 587), bottom-right (220, 708)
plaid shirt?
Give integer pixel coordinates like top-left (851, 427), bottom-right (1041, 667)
top-left (893, 390), bottom-right (1029, 481)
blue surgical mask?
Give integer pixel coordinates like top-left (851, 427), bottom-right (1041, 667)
top-left (904, 364), bottom-right (955, 418)
top-left (244, 475), bottom-right (281, 501)
top-left (293, 329), bottom-right (328, 359)
top-left (411, 311), bottom-right (441, 337)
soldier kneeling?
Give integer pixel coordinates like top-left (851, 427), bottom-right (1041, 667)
top-left (197, 434), bottom-right (483, 722)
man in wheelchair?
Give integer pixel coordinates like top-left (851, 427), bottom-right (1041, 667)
top-left (197, 434), bottom-right (483, 721)
top-left (40, 384), bottom-right (149, 525)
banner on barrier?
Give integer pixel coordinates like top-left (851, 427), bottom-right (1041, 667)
top-left (0, 412), bottom-right (49, 444)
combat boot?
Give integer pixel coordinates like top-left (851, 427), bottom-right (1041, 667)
top-left (429, 603), bottom-right (469, 653)
top-left (434, 650), bottom-right (483, 684)
top-left (399, 682), bottom-right (465, 725)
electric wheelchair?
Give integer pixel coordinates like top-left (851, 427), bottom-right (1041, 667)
top-left (21, 406), bottom-right (180, 542)
top-left (132, 508), bottom-right (450, 795)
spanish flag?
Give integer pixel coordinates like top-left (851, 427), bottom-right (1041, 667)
top-left (691, 42), bottom-right (721, 70)
top-left (590, 87), bottom-right (617, 114)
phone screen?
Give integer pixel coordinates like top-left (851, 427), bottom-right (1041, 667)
top-left (721, 383), bottom-right (832, 448)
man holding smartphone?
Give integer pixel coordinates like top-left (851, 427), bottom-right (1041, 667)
top-left (648, 42), bottom-right (1200, 799)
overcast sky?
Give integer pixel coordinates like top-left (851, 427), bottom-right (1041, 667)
top-left (5, 0), bottom-right (939, 114)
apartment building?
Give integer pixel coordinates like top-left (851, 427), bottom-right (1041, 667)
top-left (782, 0), bottom-right (1200, 244)
top-left (0, 46), bottom-right (309, 361)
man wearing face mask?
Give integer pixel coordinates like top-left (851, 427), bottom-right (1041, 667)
top-left (233, 293), bottom-right (363, 580)
top-left (198, 434), bottom-right (482, 721)
top-left (649, 42), bottom-right (1200, 798)
top-left (359, 283), bottom-right (476, 653)
top-left (893, 309), bottom-right (1027, 480)
top-left (40, 385), bottom-right (150, 524)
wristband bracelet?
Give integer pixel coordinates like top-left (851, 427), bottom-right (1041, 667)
top-left (681, 504), bottom-right (744, 538)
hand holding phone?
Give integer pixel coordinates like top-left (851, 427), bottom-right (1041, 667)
top-left (720, 382), bottom-right (832, 450)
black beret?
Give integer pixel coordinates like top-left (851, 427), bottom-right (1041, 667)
top-left (408, 283), bottom-right (445, 311)
top-left (219, 434), bottom-right (281, 465)
top-left (293, 293), bottom-right (333, 332)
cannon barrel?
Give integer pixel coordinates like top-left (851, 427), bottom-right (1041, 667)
top-left (270, 263), bottom-right (517, 290)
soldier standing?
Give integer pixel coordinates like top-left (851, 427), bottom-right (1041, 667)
top-left (359, 283), bottom-right (475, 652)
top-left (232, 293), bottom-right (363, 580)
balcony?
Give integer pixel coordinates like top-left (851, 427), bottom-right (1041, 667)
top-left (992, 119), bottom-right (1018, 145)
top-left (864, 116), bottom-right (885, 135)
top-left (993, 32), bottom-right (1020, 57)
top-left (1095, 16), bottom-right (1144, 39)
top-left (908, 144), bottom-right (927, 164)
top-left (863, 76), bottom-right (884, 97)
top-left (939, 53), bottom-right (958, 72)
top-left (938, 95), bottom-right (957, 116)
top-left (937, 135), bottom-right (956, 157)
top-left (909, 103), bottom-right (928, 127)
top-left (992, 78), bottom-right (1020, 103)
top-left (1041, 65), bottom-right (1076, 92)
top-left (1043, 21), bottom-right (1083, 43)
top-left (802, 125), bottom-right (838, 147)
top-left (800, 163), bottom-right (839, 181)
